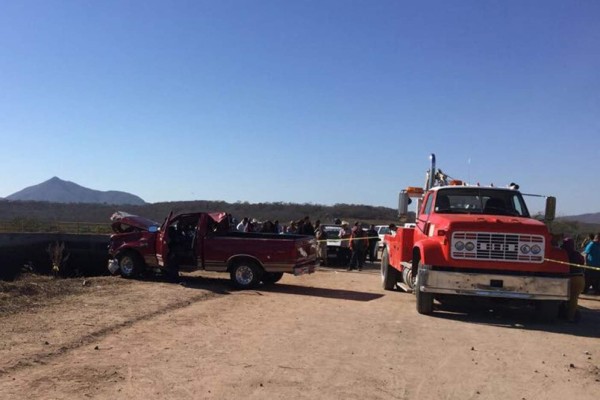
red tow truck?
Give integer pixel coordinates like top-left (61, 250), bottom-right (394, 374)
top-left (108, 211), bottom-right (317, 289)
top-left (380, 154), bottom-right (570, 318)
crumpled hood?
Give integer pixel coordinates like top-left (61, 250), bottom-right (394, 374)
top-left (110, 211), bottom-right (160, 233)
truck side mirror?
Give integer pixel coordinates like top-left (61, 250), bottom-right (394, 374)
top-left (398, 191), bottom-right (409, 218)
top-left (544, 196), bottom-right (556, 223)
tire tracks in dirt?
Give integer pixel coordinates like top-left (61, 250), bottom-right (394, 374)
top-left (0, 290), bottom-right (226, 377)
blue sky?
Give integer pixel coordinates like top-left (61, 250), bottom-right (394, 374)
top-left (0, 0), bottom-right (598, 216)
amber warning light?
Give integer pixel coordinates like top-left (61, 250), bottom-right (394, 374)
top-left (406, 186), bottom-right (424, 196)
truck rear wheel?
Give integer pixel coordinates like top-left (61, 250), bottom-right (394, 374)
top-left (262, 272), bottom-right (284, 284)
top-left (118, 251), bottom-right (144, 279)
top-left (230, 260), bottom-right (263, 289)
top-left (415, 262), bottom-right (434, 315)
top-left (380, 248), bottom-right (398, 291)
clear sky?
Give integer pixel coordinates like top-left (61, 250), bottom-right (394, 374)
top-left (1, 0), bottom-right (598, 216)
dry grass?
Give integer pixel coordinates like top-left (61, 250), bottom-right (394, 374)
top-left (0, 274), bottom-right (125, 314)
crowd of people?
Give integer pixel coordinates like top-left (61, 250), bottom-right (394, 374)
top-left (234, 215), bottom-right (318, 235)
top-left (555, 233), bottom-right (600, 323)
top-left (232, 215), bottom-right (382, 270)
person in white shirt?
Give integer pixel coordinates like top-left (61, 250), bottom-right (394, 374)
top-left (236, 217), bottom-right (249, 232)
top-left (338, 221), bottom-right (352, 267)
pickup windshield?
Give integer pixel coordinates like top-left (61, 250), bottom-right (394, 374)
top-left (434, 188), bottom-right (530, 217)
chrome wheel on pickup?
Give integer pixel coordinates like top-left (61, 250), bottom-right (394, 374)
top-left (230, 260), bottom-right (262, 289)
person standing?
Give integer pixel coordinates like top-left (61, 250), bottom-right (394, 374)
top-left (338, 221), bottom-right (352, 267)
top-left (315, 224), bottom-right (328, 267)
top-left (366, 225), bottom-right (379, 262)
top-left (236, 217), bottom-right (249, 232)
top-left (299, 216), bottom-right (315, 236)
top-left (561, 238), bottom-right (585, 322)
top-left (582, 234), bottom-right (600, 294)
top-left (348, 222), bottom-right (368, 271)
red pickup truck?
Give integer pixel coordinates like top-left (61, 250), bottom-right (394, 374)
top-left (108, 211), bottom-right (317, 289)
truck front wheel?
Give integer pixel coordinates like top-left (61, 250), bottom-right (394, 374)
top-left (380, 248), bottom-right (398, 291)
top-left (415, 262), bottom-right (434, 315)
top-left (118, 251), bottom-right (144, 279)
top-left (230, 260), bottom-right (263, 289)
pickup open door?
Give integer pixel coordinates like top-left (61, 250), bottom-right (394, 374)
top-left (156, 211), bottom-right (173, 267)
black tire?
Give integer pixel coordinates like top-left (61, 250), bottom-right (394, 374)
top-left (230, 260), bottom-right (263, 289)
top-left (415, 261), bottom-right (434, 315)
top-left (535, 300), bottom-right (560, 322)
top-left (380, 248), bottom-right (398, 290)
top-left (262, 272), bottom-right (284, 284)
top-left (164, 265), bottom-right (180, 283)
top-left (118, 251), bottom-right (144, 279)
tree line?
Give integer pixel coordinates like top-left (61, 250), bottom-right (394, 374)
top-left (0, 199), bottom-right (400, 233)
top-left (1, 199), bottom-right (597, 240)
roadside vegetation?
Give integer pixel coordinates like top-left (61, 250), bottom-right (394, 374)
top-left (0, 199), bottom-right (400, 233)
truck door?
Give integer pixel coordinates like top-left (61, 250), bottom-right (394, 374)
top-left (416, 192), bottom-right (434, 239)
top-left (156, 211), bottom-right (173, 267)
top-left (195, 214), bottom-right (209, 269)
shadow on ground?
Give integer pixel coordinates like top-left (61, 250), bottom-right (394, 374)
top-left (138, 272), bottom-right (384, 302)
top-left (260, 283), bottom-right (384, 302)
top-left (428, 297), bottom-right (600, 339)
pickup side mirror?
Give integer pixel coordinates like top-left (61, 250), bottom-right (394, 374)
top-left (544, 196), bottom-right (556, 223)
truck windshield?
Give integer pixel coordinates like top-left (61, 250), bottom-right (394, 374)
top-left (434, 188), bottom-right (530, 217)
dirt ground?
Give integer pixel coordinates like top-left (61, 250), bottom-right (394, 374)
top-left (1, 264), bottom-right (599, 400)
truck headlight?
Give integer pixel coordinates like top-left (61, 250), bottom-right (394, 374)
top-left (520, 244), bottom-right (530, 254)
top-left (530, 244), bottom-right (541, 255)
top-left (464, 241), bottom-right (475, 251)
top-left (454, 241), bottom-right (465, 251)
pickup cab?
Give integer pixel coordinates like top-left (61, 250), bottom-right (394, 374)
top-left (108, 211), bottom-right (317, 289)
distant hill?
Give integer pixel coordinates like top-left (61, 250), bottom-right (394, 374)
top-left (560, 212), bottom-right (600, 225)
top-left (5, 177), bottom-right (146, 206)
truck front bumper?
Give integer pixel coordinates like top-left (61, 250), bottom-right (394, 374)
top-left (418, 268), bottom-right (569, 301)
top-left (293, 263), bottom-right (316, 276)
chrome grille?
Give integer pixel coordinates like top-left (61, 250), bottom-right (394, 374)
top-left (451, 231), bottom-right (544, 263)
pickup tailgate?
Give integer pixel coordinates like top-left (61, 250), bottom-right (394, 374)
top-left (292, 235), bottom-right (318, 275)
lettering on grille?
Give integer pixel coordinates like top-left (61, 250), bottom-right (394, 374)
top-left (451, 232), bottom-right (544, 263)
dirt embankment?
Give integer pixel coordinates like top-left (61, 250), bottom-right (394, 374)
top-left (0, 233), bottom-right (109, 280)
top-left (1, 267), bottom-right (599, 399)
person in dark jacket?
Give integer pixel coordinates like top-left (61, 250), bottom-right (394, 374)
top-left (298, 216), bottom-right (315, 236)
top-left (366, 225), bottom-right (379, 262)
top-left (348, 222), bottom-right (368, 271)
top-left (561, 238), bottom-right (585, 322)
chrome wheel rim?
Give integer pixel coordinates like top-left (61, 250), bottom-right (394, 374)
top-left (120, 256), bottom-right (134, 275)
top-left (235, 265), bottom-right (254, 285)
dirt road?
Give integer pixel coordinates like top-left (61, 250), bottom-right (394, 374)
top-left (1, 265), bottom-right (599, 399)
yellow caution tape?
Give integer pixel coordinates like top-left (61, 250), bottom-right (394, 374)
top-left (544, 257), bottom-right (600, 271)
top-left (315, 235), bottom-right (381, 244)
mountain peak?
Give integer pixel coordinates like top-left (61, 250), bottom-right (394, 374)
top-left (6, 178), bottom-right (146, 205)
